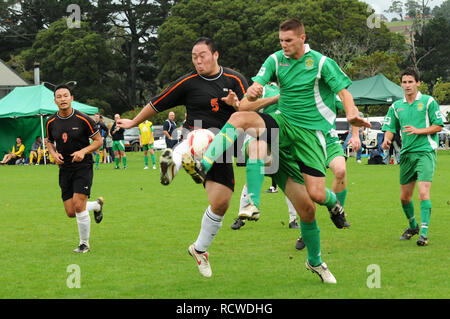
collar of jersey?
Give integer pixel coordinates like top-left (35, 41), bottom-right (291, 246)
top-left (283, 44), bottom-right (311, 60)
top-left (197, 66), bottom-right (223, 81)
top-left (57, 108), bottom-right (75, 120)
top-left (403, 91), bottom-right (422, 103)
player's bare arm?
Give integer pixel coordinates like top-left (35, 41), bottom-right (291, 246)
top-left (246, 82), bottom-right (264, 102)
top-left (117, 104), bottom-right (158, 129)
top-left (382, 130), bottom-right (394, 150)
top-left (239, 94), bottom-right (279, 112)
top-left (221, 89), bottom-right (240, 110)
top-left (71, 132), bottom-right (103, 162)
top-left (46, 138), bottom-right (64, 165)
top-left (402, 124), bottom-right (442, 136)
top-left (348, 125), bottom-right (362, 152)
top-left (338, 89), bottom-right (371, 129)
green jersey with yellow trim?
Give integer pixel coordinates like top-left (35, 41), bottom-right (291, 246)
top-left (382, 92), bottom-right (444, 154)
top-left (251, 45), bottom-right (352, 132)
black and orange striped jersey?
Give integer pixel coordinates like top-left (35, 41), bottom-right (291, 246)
top-left (149, 66), bottom-right (248, 130)
top-left (46, 108), bottom-right (99, 169)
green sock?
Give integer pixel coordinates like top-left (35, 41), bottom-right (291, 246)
top-left (336, 189), bottom-right (348, 207)
top-left (402, 201), bottom-right (418, 229)
top-left (151, 154), bottom-right (156, 165)
top-left (123, 156), bottom-right (127, 167)
top-left (300, 220), bottom-right (322, 267)
top-left (115, 157), bottom-right (120, 168)
top-left (322, 188), bottom-right (337, 209)
top-left (144, 155), bottom-right (149, 167)
top-left (201, 122), bottom-right (238, 172)
top-left (245, 159), bottom-right (265, 208)
top-left (95, 153), bottom-right (100, 168)
top-left (419, 200), bottom-right (431, 238)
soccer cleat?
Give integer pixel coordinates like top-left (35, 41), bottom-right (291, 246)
top-left (160, 148), bottom-right (175, 185)
top-left (114, 166), bottom-right (120, 169)
top-left (306, 260), bottom-right (337, 284)
top-left (238, 201), bottom-right (260, 221)
top-left (188, 244), bottom-right (212, 278)
top-left (295, 237), bottom-right (306, 251)
top-left (144, 166), bottom-right (149, 170)
top-left (94, 197), bottom-right (104, 224)
top-left (181, 153), bottom-right (206, 184)
top-left (416, 235), bottom-right (428, 246)
top-left (289, 219), bottom-right (300, 229)
top-left (230, 218), bottom-right (245, 230)
top-left (73, 243), bottom-right (90, 253)
top-left (123, 166), bottom-right (127, 170)
top-left (328, 201), bottom-right (350, 229)
top-left (400, 226), bottom-right (419, 240)
top-left (265, 186), bottom-right (278, 193)
top-left (152, 165), bottom-right (156, 170)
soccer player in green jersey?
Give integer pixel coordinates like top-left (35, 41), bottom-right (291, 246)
top-left (382, 68), bottom-right (444, 247)
top-left (182, 19), bottom-right (370, 283)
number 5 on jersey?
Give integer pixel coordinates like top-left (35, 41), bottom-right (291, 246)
top-left (211, 98), bottom-right (219, 112)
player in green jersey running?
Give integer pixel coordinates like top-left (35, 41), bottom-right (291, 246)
top-left (182, 19), bottom-right (370, 284)
top-left (382, 68), bottom-right (444, 247)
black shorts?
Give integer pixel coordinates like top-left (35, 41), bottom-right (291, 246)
top-left (59, 165), bottom-right (93, 201)
top-left (255, 112), bottom-right (279, 143)
top-left (205, 162), bottom-right (235, 192)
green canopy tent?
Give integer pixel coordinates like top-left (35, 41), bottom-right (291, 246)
top-left (0, 84), bottom-right (98, 164)
top-left (347, 73), bottom-right (404, 105)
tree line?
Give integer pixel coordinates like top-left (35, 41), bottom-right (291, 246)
top-left (1, 0), bottom-right (449, 122)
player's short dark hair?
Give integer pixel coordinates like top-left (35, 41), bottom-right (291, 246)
top-left (54, 84), bottom-right (72, 96)
top-left (401, 68), bottom-right (420, 82)
top-left (193, 37), bottom-right (218, 54)
top-left (280, 18), bottom-right (305, 34)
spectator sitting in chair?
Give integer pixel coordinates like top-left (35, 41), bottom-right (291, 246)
top-left (29, 136), bottom-right (54, 165)
top-left (1, 137), bottom-right (25, 165)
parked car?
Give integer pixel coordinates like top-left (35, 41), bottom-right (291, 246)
top-left (334, 118), bottom-right (350, 141)
top-left (438, 126), bottom-right (450, 148)
top-left (124, 127), bottom-right (140, 152)
top-left (153, 137), bottom-right (167, 150)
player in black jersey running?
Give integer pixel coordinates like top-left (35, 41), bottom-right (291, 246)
top-left (46, 85), bottom-right (105, 253)
top-left (118, 37), bottom-right (248, 278)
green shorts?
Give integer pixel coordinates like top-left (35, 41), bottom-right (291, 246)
top-left (325, 133), bottom-right (345, 168)
top-left (112, 140), bottom-right (125, 152)
top-left (399, 151), bottom-right (437, 185)
top-left (142, 144), bottom-right (154, 151)
top-left (269, 112), bottom-right (327, 176)
top-left (272, 147), bottom-right (305, 191)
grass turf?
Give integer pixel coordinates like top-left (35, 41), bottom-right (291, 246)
top-left (0, 150), bottom-right (449, 299)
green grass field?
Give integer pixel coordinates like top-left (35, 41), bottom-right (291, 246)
top-left (1, 150), bottom-right (449, 299)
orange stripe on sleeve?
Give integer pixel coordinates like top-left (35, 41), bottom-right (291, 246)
top-left (46, 117), bottom-right (56, 139)
top-left (223, 73), bottom-right (246, 95)
top-left (76, 115), bottom-right (95, 134)
top-left (153, 74), bottom-right (198, 106)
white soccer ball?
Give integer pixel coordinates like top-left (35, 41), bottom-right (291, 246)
top-left (187, 129), bottom-right (215, 159)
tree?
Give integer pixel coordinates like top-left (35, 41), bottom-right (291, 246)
top-left (16, 19), bottom-right (115, 109)
top-left (433, 77), bottom-right (450, 104)
top-left (385, 0), bottom-right (405, 21)
top-left (105, 0), bottom-right (179, 110)
top-left (156, 0), bottom-right (405, 84)
top-left (344, 51), bottom-right (403, 83)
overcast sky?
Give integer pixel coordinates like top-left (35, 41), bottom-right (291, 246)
top-left (361, 0), bottom-right (445, 19)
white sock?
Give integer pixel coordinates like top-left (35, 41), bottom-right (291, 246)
top-left (86, 200), bottom-right (100, 212)
top-left (239, 184), bottom-right (248, 211)
top-left (172, 140), bottom-right (189, 177)
top-left (76, 210), bottom-right (91, 246)
top-left (285, 196), bottom-right (297, 223)
top-left (194, 206), bottom-right (223, 252)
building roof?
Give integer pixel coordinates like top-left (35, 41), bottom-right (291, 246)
top-left (0, 59), bottom-right (31, 86)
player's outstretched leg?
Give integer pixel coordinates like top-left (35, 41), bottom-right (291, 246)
top-left (305, 260), bottom-right (337, 284)
top-left (181, 153), bottom-right (206, 184)
top-left (160, 148), bottom-right (176, 185)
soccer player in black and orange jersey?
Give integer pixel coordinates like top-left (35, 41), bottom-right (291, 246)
top-left (118, 37), bottom-right (248, 278)
top-left (46, 85), bottom-right (105, 253)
